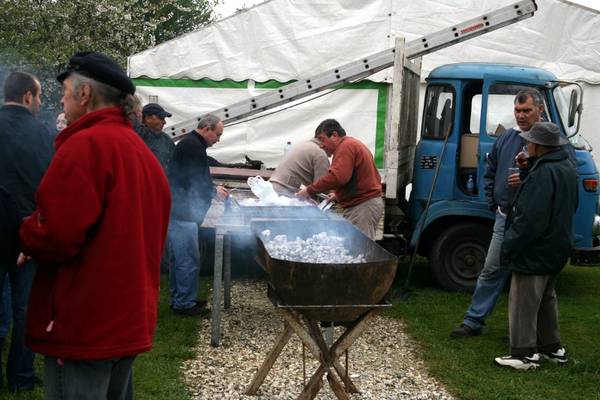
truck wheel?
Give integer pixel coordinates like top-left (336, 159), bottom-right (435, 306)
top-left (430, 222), bottom-right (492, 292)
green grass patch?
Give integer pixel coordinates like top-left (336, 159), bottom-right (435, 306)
top-left (388, 259), bottom-right (600, 400)
top-left (4, 263), bottom-right (600, 400)
top-left (0, 276), bottom-right (204, 399)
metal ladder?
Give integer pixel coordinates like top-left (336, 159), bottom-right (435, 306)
top-left (165, 0), bottom-right (537, 140)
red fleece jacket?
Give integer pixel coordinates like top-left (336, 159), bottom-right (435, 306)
top-left (19, 107), bottom-right (171, 360)
top-left (307, 136), bottom-right (381, 208)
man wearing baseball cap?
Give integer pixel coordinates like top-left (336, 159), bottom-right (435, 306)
top-left (136, 103), bottom-right (175, 169)
top-left (494, 122), bottom-right (577, 370)
top-left (18, 51), bottom-right (171, 397)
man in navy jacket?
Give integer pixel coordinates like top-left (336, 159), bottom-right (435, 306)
top-left (0, 71), bottom-right (53, 392)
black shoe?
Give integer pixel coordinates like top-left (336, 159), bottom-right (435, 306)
top-left (170, 299), bottom-right (207, 310)
top-left (172, 301), bottom-right (210, 317)
top-left (494, 354), bottom-right (541, 370)
top-left (450, 324), bottom-right (482, 338)
top-left (540, 347), bottom-right (568, 364)
top-left (10, 376), bottom-right (43, 393)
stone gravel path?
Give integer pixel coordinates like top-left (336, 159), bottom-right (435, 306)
top-left (182, 281), bottom-right (454, 400)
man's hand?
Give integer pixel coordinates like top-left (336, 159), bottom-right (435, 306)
top-left (515, 151), bottom-right (529, 168)
top-left (508, 172), bottom-right (521, 187)
top-left (215, 185), bottom-right (229, 201)
top-left (17, 252), bottom-right (31, 267)
top-left (296, 187), bottom-right (310, 198)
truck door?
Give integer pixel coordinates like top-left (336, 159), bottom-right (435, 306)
top-left (457, 80), bottom-right (483, 197)
top-left (411, 83), bottom-right (456, 204)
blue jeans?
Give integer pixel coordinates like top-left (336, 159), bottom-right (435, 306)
top-left (168, 219), bottom-right (201, 310)
top-left (0, 276), bottom-right (11, 337)
top-left (44, 356), bottom-right (135, 400)
top-left (0, 260), bottom-right (38, 390)
top-left (462, 211), bottom-right (511, 331)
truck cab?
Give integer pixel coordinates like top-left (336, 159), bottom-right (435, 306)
top-left (406, 63), bottom-right (599, 291)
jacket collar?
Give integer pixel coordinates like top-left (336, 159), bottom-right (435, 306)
top-left (1, 104), bottom-right (33, 116)
top-left (55, 107), bottom-right (128, 150)
top-left (191, 130), bottom-right (208, 148)
top-left (529, 148), bottom-right (569, 172)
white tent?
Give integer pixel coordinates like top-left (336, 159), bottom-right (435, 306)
top-left (128, 0), bottom-right (600, 168)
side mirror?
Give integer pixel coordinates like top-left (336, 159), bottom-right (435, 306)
top-left (568, 89), bottom-right (578, 127)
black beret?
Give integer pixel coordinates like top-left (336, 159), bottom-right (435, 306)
top-left (57, 51), bottom-right (135, 95)
top-left (142, 103), bottom-right (172, 118)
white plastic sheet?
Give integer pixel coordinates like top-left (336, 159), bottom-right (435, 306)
top-left (134, 84), bottom-right (381, 167)
top-left (129, 0), bottom-right (600, 167)
top-left (128, 0), bottom-right (600, 82)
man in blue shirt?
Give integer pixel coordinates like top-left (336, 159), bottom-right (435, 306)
top-left (450, 89), bottom-right (544, 338)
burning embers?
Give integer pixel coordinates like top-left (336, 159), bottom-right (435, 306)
top-left (261, 230), bottom-right (366, 264)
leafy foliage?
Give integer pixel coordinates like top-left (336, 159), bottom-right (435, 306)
top-left (0, 0), bottom-right (220, 109)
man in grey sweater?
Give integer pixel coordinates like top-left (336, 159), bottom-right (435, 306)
top-left (270, 122), bottom-right (330, 196)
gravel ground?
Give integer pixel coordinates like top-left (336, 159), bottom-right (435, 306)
top-left (183, 281), bottom-right (454, 400)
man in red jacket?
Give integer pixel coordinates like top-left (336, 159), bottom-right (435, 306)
top-left (297, 119), bottom-right (384, 239)
top-left (18, 52), bottom-right (171, 399)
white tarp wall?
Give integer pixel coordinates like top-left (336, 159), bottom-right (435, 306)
top-left (129, 0), bottom-right (600, 167)
top-left (133, 81), bottom-right (385, 166)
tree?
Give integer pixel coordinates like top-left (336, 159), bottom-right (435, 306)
top-left (0, 0), bottom-right (220, 109)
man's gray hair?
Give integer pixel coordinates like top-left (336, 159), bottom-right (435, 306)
top-left (514, 88), bottom-right (544, 107)
top-left (197, 114), bottom-right (221, 130)
top-left (69, 72), bottom-right (137, 119)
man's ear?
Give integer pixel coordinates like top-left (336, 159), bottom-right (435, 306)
top-left (331, 131), bottom-right (339, 138)
top-left (22, 90), bottom-right (33, 107)
top-left (79, 83), bottom-right (92, 106)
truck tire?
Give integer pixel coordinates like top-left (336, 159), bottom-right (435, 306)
top-left (429, 222), bottom-right (492, 292)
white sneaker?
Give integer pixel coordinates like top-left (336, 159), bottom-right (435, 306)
top-left (494, 354), bottom-right (541, 370)
top-left (540, 347), bottom-right (568, 364)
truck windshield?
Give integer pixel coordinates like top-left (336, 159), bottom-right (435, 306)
top-left (486, 84), bottom-right (549, 137)
top-left (422, 85), bottom-right (454, 139)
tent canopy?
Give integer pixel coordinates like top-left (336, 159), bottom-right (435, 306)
top-left (129, 0), bottom-right (600, 83)
top-left (128, 0), bottom-right (600, 169)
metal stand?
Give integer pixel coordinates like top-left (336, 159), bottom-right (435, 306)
top-left (246, 307), bottom-right (383, 399)
top-left (211, 222), bottom-right (249, 347)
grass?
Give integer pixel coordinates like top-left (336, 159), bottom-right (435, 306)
top-left (0, 276), bottom-right (203, 400)
top-left (3, 262), bottom-right (600, 399)
top-left (388, 258), bottom-right (600, 400)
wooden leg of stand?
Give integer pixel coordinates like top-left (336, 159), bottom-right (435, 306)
top-left (297, 364), bottom-right (326, 400)
top-left (278, 309), bottom-right (359, 394)
top-left (245, 323), bottom-right (293, 395)
top-left (327, 371), bottom-right (351, 400)
top-left (305, 320), bottom-right (349, 400)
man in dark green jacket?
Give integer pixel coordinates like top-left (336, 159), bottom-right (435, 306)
top-left (495, 122), bottom-right (577, 370)
top-left (135, 103), bottom-right (175, 169)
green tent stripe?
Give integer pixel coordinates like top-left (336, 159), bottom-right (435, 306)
top-left (132, 77), bottom-right (385, 91)
top-left (374, 85), bottom-right (388, 168)
top-left (132, 78), bottom-right (248, 89)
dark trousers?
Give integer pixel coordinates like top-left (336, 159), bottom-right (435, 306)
top-left (44, 356), bottom-right (135, 400)
top-left (508, 272), bottom-right (561, 357)
top-left (0, 260), bottom-right (37, 390)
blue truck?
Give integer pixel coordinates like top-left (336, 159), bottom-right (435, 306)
top-left (170, 1), bottom-right (599, 291)
top-left (392, 62), bottom-right (600, 291)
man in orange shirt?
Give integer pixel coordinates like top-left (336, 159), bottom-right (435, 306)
top-left (297, 119), bottom-right (383, 239)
